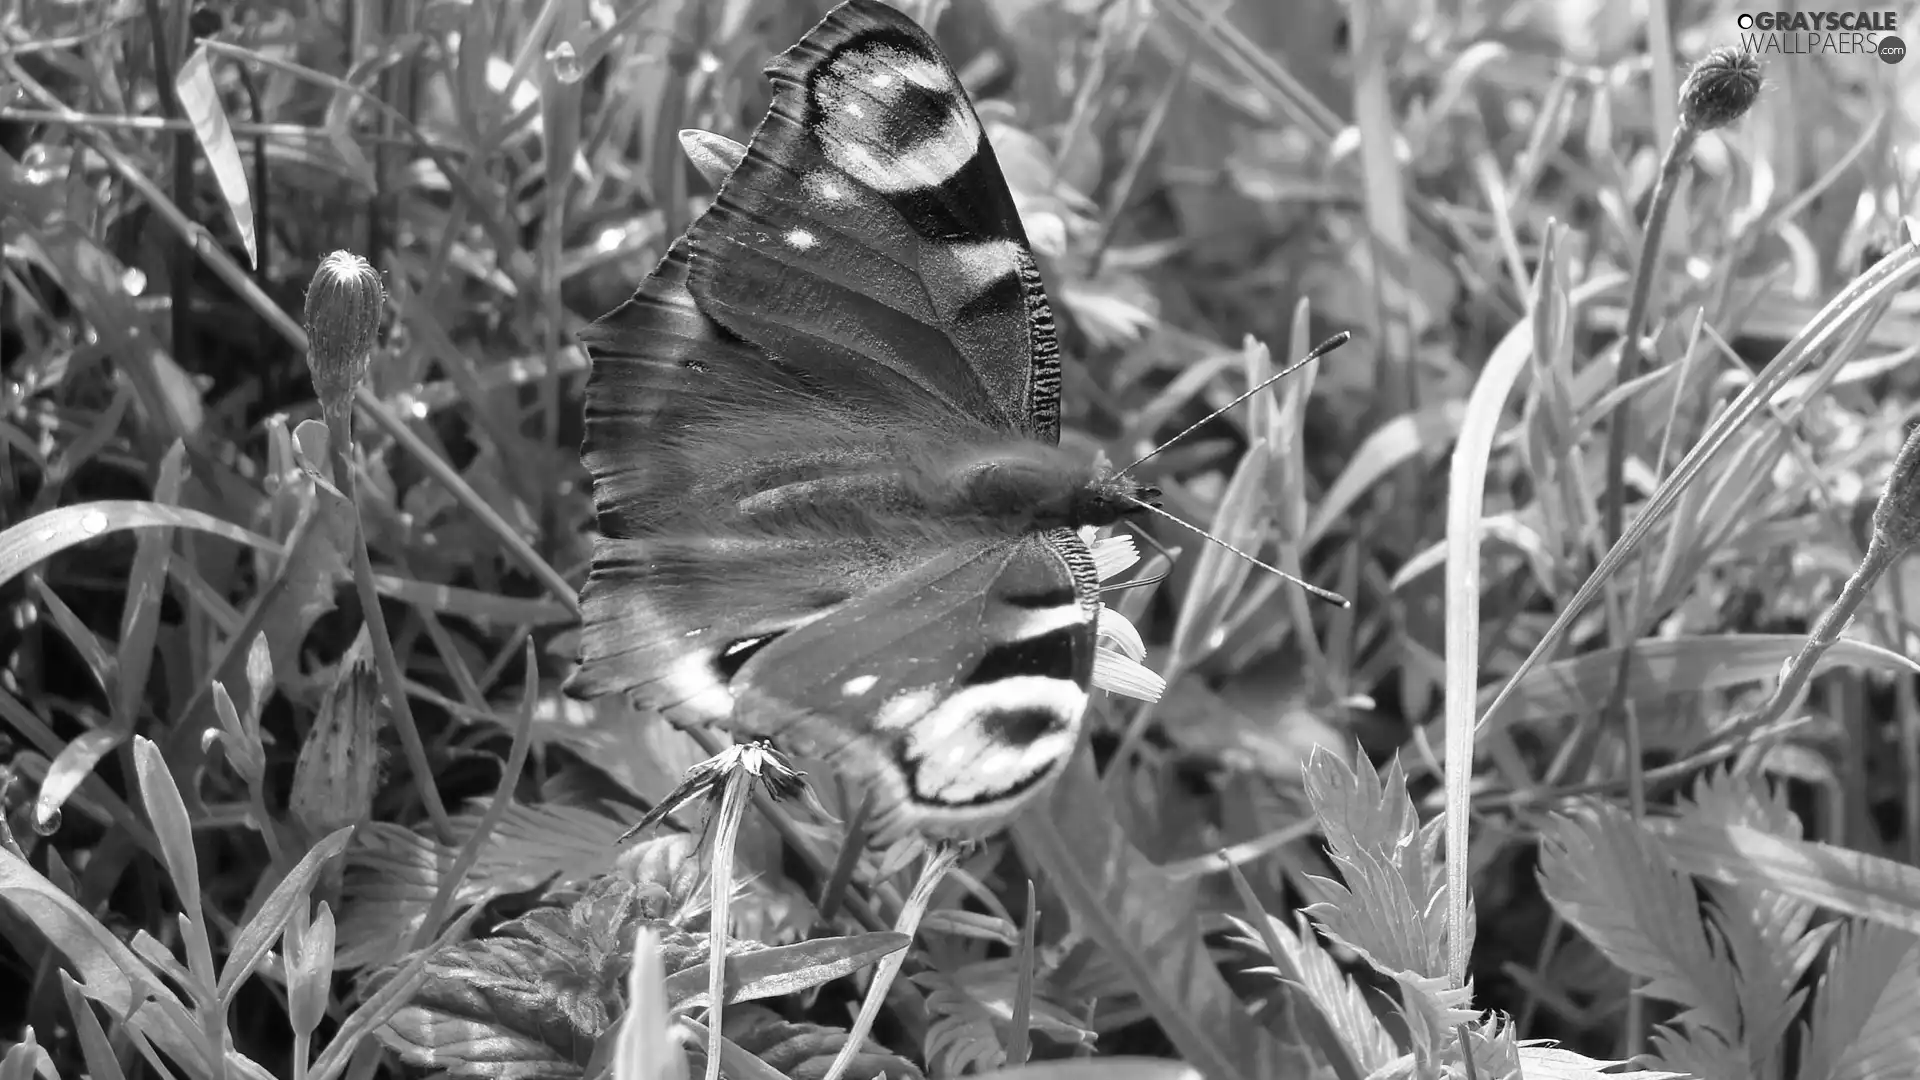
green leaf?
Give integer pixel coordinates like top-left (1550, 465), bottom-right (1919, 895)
top-left (1300, 749), bottom-right (1455, 981)
top-left (1483, 634), bottom-right (1920, 730)
top-left (115, 442), bottom-right (185, 731)
top-left (1514, 1043), bottom-right (1692, 1080)
top-left (133, 737), bottom-right (217, 997)
top-left (1650, 816), bottom-right (1920, 938)
top-left (0, 502), bottom-right (279, 591)
top-left (969, 1060), bottom-right (1203, 1080)
top-left (662, 931), bottom-right (909, 1013)
top-left (1797, 920), bottom-right (1920, 1080)
top-left (175, 46), bottom-right (257, 267)
top-left (1538, 803), bottom-right (1741, 1040)
top-left (59, 975), bottom-right (129, 1080)
top-left (375, 935), bottom-right (598, 1080)
top-left (1014, 753), bottom-right (1337, 1080)
top-left (217, 828), bottom-right (355, 1003)
top-left (132, 738), bottom-right (201, 924)
top-left (0, 847), bottom-right (270, 1080)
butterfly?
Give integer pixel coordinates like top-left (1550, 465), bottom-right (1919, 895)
top-left (565, 0), bottom-right (1161, 843)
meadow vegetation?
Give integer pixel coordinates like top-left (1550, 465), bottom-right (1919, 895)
top-left (3, 1), bottom-right (1919, 1079)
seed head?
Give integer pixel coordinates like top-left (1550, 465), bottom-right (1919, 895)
top-left (302, 250), bottom-right (384, 413)
top-left (1872, 424), bottom-right (1920, 555)
top-left (1679, 48), bottom-right (1762, 132)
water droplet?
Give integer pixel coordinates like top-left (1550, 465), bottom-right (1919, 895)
top-left (33, 806), bottom-right (61, 836)
top-left (81, 509), bottom-right (108, 536)
top-left (548, 41), bottom-right (582, 84)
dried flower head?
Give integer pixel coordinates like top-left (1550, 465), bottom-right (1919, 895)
top-left (1679, 48), bottom-right (1762, 132)
top-left (1872, 423), bottom-right (1920, 554)
top-left (302, 250), bottom-right (384, 413)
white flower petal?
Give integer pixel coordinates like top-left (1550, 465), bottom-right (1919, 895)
top-left (1095, 603), bottom-right (1146, 660)
top-left (1094, 647), bottom-right (1165, 702)
top-left (1090, 533), bottom-right (1141, 581)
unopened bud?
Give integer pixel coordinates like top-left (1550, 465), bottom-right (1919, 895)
top-left (284, 902), bottom-right (336, 1038)
top-left (1872, 424), bottom-right (1920, 554)
top-left (203, 681), bottom-right (265, 789)
top-left (289, 636), bottom-right (382, 841)
top-left (302, 251), bottom-right (383, 413)
top-left (1679, 48), bottom-right (1762, 133)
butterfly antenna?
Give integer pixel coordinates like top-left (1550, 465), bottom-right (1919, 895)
top-left (1126, 497), bottom-right (1350, 608)
top-left (1120, 331), bottom-right (1351, 475)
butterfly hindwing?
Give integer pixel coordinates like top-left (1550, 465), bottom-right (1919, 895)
top-left (688, 0), bottom-right (1063, 442)
top-left (728, 528), bottom-right (1100, 841)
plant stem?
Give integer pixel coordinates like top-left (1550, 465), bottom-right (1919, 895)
top-left (324, 402), bottom-right (454, 841)
top-left (1601, 121), bottom-right (1698, 549)
top-left (1598, 120), bottom-right (1700, 785)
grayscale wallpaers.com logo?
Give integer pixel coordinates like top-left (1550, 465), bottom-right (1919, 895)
top-left (1737, 10), bottom-right (1904, 62)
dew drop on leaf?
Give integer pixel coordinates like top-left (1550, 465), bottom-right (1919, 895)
top-left (547, 42), bottom-right (582, 84)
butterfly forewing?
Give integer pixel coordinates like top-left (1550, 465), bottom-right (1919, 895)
top-left (689, 0), bottom-right (1064, 442)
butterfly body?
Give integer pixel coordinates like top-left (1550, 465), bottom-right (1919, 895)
top-left (569, 0), bottom-right (1149, 841)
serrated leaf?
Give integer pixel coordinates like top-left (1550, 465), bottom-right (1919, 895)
top-left (1675, 772), bottom-right (1826, 1066)
top-left (461, 802), bottom-right (629, 899)
top-left (1797, 920), bottom-right (1920, 1080)
top-left (1299, 749), bottom-right (1453, 980)
top-left (1537, 803), bottom-right (1741, 1040)
top-left (914, 961), bottom-right (1095, 1076)
top-left (1222, 913), bottom-right (1397, 1074)
top-left (335, 822), bottom-right (458, 971)
top-left (1012, 753), bottom-right (1337, 1080)
top-left (175, 46), bottom-right (256, 266)
top-left (1646, 1022), bottom-right (1748, 1080)
top-left (376, 936), bottom-right (596, 1080)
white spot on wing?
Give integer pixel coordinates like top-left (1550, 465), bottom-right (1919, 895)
top-left (899, 676), bottom-right (1087, 806)
top-left (656, 647), bottom-right (734, 722)
top-left (812, 44), bottom-right (980, 195)
top-left (805, 173), bottom-right (850, 203)
top-left (841, 674), bottom-right (879, 697)
top-left (946, 239), bottom-right (1022, 298)
top-left (877, 687), bottom-right (940, 730)
top-left (785, 228), bottom-right (817, 250)
top-left (1000, 600), bottom-right (1086, 641)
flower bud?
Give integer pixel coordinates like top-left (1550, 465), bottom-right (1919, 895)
top-left (1872, 423), bottom-right (1920, 554)
top-left (1679, 48), bottom-right (1762, 133)
top-left (284, 902), bottom-right (336, 1038)
top-left (202, 681), bottom-right (265, 789)
top-left (289, 635), bottom-right (382, 841)
top-left (302, 251), bottom-right (384, 414)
